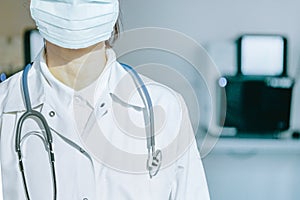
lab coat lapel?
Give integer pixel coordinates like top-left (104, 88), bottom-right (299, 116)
top-left (108, 62), bottom-right (150, 109)
top-left (40, 101), bottom-right (85, 150)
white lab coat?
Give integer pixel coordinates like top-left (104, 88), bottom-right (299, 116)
top-left (0, 49), bottom-right (210, 200)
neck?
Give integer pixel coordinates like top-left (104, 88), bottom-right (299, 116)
top-left (45, 41), bottom-right (107, 91)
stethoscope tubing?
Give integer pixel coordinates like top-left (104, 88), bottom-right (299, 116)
top-left (120, 63), bottom-right (155, 151)
top-left (120, 63), bottom-right (162, 178)
top-left (15, 61), bottom-right (161, 199)
top-left (16, 63), bottom-right (57, 200)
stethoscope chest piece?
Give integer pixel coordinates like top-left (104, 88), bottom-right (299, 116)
top-left (147, 149), bottom-right (162, 178)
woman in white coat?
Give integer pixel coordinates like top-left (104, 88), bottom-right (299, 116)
top-left (0, 0), bottom-right (210, 199)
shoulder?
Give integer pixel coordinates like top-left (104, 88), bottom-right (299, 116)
top-left (138, 73), bottom-right (190, 138)
top-left (0, 71), bottom-right (22, 90)
top-left (138, 74), bottom-right (198, 166)
top-left (0, 71), bottom-right (23, 114)
top-left (114, 62), bottom-right (187, 114)
top-left (139, 74), bottom-right (186, 113)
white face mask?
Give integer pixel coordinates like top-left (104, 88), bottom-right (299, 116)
top-left (30, 0), bottom-right (119, 49)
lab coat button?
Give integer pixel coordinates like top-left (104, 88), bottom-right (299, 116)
top-left (100, 102), bottom-right (105, 108)
top-left (49, 111), bottom-right (55, 117)
top-left (83, 198), bottom-right (88, 200)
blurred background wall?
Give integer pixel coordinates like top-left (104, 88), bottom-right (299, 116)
top-left (1, 0), bottom-right (299, 129)
top-left (1, 1), bottom-right (300, 200)
top-left (0, 0), bottom-right (34, 74)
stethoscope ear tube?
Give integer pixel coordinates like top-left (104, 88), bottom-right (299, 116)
top-left (16, 63), bottom-right (54, 152)
top-left (120, 63), bottom-right (155, 149)
top-left (16, 63), bottom-right (57, 200)
top-left (15, 110), bottom-right (54, 152)
top-left (120, 63), bottom-right (162, 178)
top-left (22, 63), bottom-right (33, 111)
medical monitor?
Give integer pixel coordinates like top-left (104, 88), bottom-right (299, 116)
top-left (237, 34), bottom-right (287, 76)
top-left (217, 75), bottom-right (294, 133)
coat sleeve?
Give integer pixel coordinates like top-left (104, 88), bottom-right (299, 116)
top-left (0, 86), bottom-right (4, 136)
top-left (171, 95), bottom-right (211, 200)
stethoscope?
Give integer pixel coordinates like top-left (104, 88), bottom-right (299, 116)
top-left (15, 62), bottom-right (162, 200)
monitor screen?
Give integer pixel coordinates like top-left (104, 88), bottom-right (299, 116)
top-left (217, 75), bottom-right (294, 133)
top-left (237, 34), bottom-right (287, 76)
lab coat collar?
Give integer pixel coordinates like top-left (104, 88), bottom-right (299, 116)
top-left (2, 48), bottom-right (146, 113)
top-left (107, 59), bottom-right (148, 109)
top-left (2, 53), bottom-right (46, 113)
